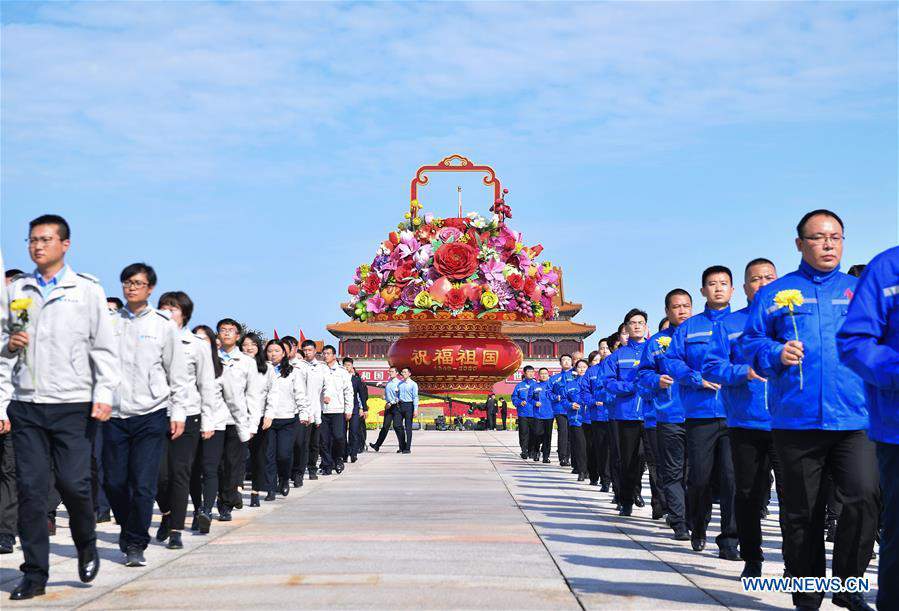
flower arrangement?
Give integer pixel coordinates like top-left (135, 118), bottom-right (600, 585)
top-left (347, 201), bottom-right (559, 321)
top-left (773, 289), bottom-right (805, 390)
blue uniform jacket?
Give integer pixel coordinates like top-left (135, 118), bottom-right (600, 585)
top-left (701, 306), bottom-right (771, 430)
top-left (599, 339), bottom-right (645, 421)
top-left (636, 327), bottom-right (684, 424)
top-left (529, 380), bottom-right (554, 420)
top-left (562, 375), bottom-right (584, 426)
top-left (578, 375), bottom-right (593, 425)
top-left (742, 260), bottom-right (865, 431)
top-left (663, 305), bottom-right (730, 419)
top-left (586, 363), bottom-right (609, 422)
top-left (512, 379), bottom-right (535, 418)
top-left (549, 369), bottom-right (574, 416)
top-left (837, 247), bottom-right (899, 443)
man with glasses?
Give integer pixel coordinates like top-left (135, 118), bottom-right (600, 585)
top-left (1, 215), bottom-right (119, 599)
top-left (744, 210), bottom-right (877, 611)
top-left (292, 339), bottom-right (324, 485)
top-left (370, 367), bottom-right (400, 452)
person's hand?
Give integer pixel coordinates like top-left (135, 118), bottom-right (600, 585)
top-left (300, 418), bottom-right (309, 425)
top-left (659, 374), bottom-right (675, 389)
top-left (201, 430), bottom-right (214, 440)
top-left (170, 420), bottom-right (185, 439)
top-left (262, 417), bottom-right (272, 430)
top-left (413, 411), bottom-right (418, 418)
top-left (0, 420), bottom-right (10, 435)
top-left (7, 331), bottom-right (29, 353)
top-left (781, 340), bottom-right (804, 366)
top-left (535, 401), bottom-right (541, 407)
top-left (323, 396), bottom-right (331, 404)
top-left (572, 403), bottom-right (580, 410)
top-left (91, 403), bottom-right (112, 421)
top-left (345, 413), bottom-right (351, 421)
top-left (747, 368), bottom-right (767, 382)
top-left (701, 379), bottom-right (721, 392)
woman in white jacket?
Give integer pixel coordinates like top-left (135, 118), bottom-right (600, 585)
top-left (241, 333), bottom-right (272, 507)
top-left (263, 339), bottom-right (309, 497)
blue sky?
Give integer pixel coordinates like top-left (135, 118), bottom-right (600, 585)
top-left (2, 2), bottom-right (896, 344)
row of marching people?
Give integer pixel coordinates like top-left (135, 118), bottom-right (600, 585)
top-left (0, 214), bottom-right (370, 601)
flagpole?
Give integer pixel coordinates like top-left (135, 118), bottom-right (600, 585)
top-left (457, 185), bottom-right (462, 218)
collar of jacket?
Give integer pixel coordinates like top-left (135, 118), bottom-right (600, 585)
top-left (23, 265), bottom-right (77, 291)
top-left (625, 338), bottom-right (646, 350)
top-left (798, 259), bottom-right (842, 284)
top-left (123, 304), bottom-right (154, 319)
top-left (702, 304), bottom-right (731, 322)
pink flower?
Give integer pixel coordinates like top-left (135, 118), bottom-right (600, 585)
top-left (412, 244), bottom-right (432, 269)
top-left (437, 226), bottom-right (462, 242)
top-left (393, 231), bottom-right (420, 259)
top-left (480, 258), bottom-right (505, 283)
top-left (424, 212), bottom-right (434, 224)
top-left (366, 295), bottom-right (387, 314)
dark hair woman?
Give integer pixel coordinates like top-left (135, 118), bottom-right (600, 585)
top-left (241, 333), bottom-right (273, 506)
top-left (261, 339), bottom-right (306, 498)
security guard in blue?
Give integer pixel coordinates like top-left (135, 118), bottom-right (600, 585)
top-left (637, 339), bottom-right (665, 521)
top-left (511, 366), bottom-right (536, 460)
top-left (579, 357), bottom-right (598, 485)
top-left (743, 210), bottom-right (878, 611)
top-left (548, 355), bottom-right (574, 466)
top-left (701, 258), bottom-right (787, 580)
top-left (663, 266), bottom-right (739, 560)
top-left (600, 309), bottom-right (648, 516)
top-left (529, 368), bottom-right (555, 462)
top-left (837, 245), bottom-right (898, 611)
top-left (563, 360), bottom-right (589, 481)
top-left (637, 288), bottom-right (692, 540)
top-left (587, 359), bottom-right (611, 490)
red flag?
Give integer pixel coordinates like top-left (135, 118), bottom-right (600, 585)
top-left (299, 328), bottom-right (307, 343)
top-left (273, 328), bottom-right (280, 340)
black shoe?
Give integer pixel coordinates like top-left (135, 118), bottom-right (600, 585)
top-left (264, 490), bottom-right (277, 501)
top-left (542, 458), bottom-right (550, 463)
top-left (233, 495), bottom-right (243, 510)
top-left (293, 477), bottom-right (304, 488)
top-left (0, 533), bottom-right (14, 554)
top-left (321, 468), bottom-right (332, 476)
top-left (634, 495), bottom-right (645, 508)
top-left (9, 578), bottom-right (45, 601)
top-left (520, 452), bottom-right (527, 460)
top-left (672, 530), bottom-right (691, 541)
top-left (155, 513), bottom-right (171, 542)
top-left (166, 531), bottom-right (183, 550)
top-left (600, 483), bottom-right (610, 492)
top-left (652, 507), bottom-right (665, 520)
top-left (577, 473), bottom-right (586, 481)
top-left (124, 546), bottom-right (145, 567)
top-left (190, 512), bottom-right (199, 532)
top-left (335, 462), bottom-right (345, 474)
top-left (197, 510), bottom-right (212, 534)
top-left (719, 546), bottom-right (740, 561)
top-left (759, 507), bottom-right (769, 519)
top-left (218, 508), bottom-right (232, 522)
top-left (560, 460), bottom-right (570, 467)
top-left (396, 449), bottom-right (403, 453)
top-left (589, 480), bottom-right (599, 486)
top-left (533, 455), bottom-right (540, 462)
top-left (308, 470), bottom-right (318, 481)
top-left (402, 450), bottom-right (411, 454)
top-left (279, 479), bottom-right (290, 496)
top-left (250, 494), bottom-right (260, 508)
top-left (832, 593), bottom-right (874, 611)
top-left (619, 504), bottom-right (633, 516)
top-left (350, 455), bottom-right (357, 463)
top-left (77, 543), bottom-right (100, 582)
top-left (571, 468), bottom-right (578, 474)
top-left (691, 538), bottom-right (706, 552)
top-left (740, 560), bottom-right (762, 578)
top-left (96, 510), bottom-right (111, 524)
top-left (611, 495), bottom-right (620, 505)
top-left (48, 518), bottom-right (56, 537)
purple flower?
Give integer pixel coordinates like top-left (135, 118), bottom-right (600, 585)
top-left (366, 295), bottom-right (387, 314)
top-left (412, 244), bottom-right (433, 269)
top-left (437, 227), bottom-right (462, 242)
top-left (394, 231), bottom-right (420, 259)
top-left (372, 255), bottom-right (389, 272)
top-left (400, 283), bottom-right (420, 307)
top-left (480, 258), bottom-right (505, 283)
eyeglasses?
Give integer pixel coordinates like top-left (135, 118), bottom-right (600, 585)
top-left (26, 236), bottom-right (58, 246)
top-left (801, 234), bottom-right (844, 246)
top-left (121, 280), bottom-right (150, 289)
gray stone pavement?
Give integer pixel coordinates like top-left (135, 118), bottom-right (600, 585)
top-left (0, 430), bottom-right (879, 609)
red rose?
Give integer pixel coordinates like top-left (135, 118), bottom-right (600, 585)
top-left (443, 287), bottom-right (467, 310)
top-left (393, 262), bottom-right (416, 285)
top-left (524, 277), bottom-right (538, 298)
top-left (362, 273), bottom-right (380, 294)
top-left (507, 273), bottom-right (525, 291)
top-left (442, 218), bottom-right (467, 230)
top-left (348, 285), bottom-right (360, 296)
top-left (433, 242), bottom-right (479, 280)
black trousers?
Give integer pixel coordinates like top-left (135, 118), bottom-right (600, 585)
top-left (345, 410), bottom-right (362, 459)
top-left (267, 417), bottom-right (298, 481)
top-left (9, 401), bottom-right (96, 583)
top-left (249, 418), bottom-right (270, 493)
top-left (190, 429), bottom-right (225, 514)
top-left (583, 422), bottom-right (597, 482)
top-left (292, 421), bottom-right (311, 479)
top-left (0, 432), bottom-right (17, 537)
top-left (659, 422), bottom-right (688, 532)
top-left (608, 420), bottom-right (622, 497)
top-left (92, 423), bottom-right (109, 514)
top-left (394, 402), bottom-right (414, 451)
top-left (617, 420), bottom-right (643, 507)
top-left (217, 425), bottom-right (245, 510)
top-left (531, 418), bottom-right (553, 459)
top-left (686, 418), bottom-right (737, 550)
top-left (308, 424), bottom-right (320, 471)
top-left (554, 414), bottom-right (569, 462)
top-left (486, 406), bottom-right (497, 430)
top-left (500, 406), bottom-right (507, 430)
top-left (644, 426), bottom-right (666, 515)
top-left (772, 429), bottom-right (879, 608)
top-left (373, 405), bottom-right (396, 449)
top-left (877, 442), bottom-right (898, 611)
top-left (590, 421), bottom-right (611, 485)
top-left (729, 427), bottom-right (787, 563)
top-left (320, 413), bottom-right (346, 470)
top-left (517, 416), bottom-right (532, 455)
top-left (156, 414), bottom-right (201, 530)
top-left (570, 425), bottom-right (587, 477)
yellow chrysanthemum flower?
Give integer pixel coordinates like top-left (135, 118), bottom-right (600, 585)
top-left (10, 298), bottom-right (32, 312)
top-left (774, 289), bottom-right (804, 311)
top-left (657, 336), bottom-right (672, 349)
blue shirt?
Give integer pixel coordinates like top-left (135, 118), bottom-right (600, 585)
top-left (35, 266), bottom-right (64, 299)
top-left (511, 378), bottom-right (535, 418)
top-left (384, 377), bottom-right (401, 404)
top-left (549, 369), bottom-right (574, 415)
top-left (397, 378), bottom-right (419, 411)
top-left (529, 380), bottom-right (554, 419)
top-left (599, 338), bottom-right (646, 421)
top-left (702, 306), bottom-right (771, 430)
top-left (636, 327), bottom-right (684, 424)
top-left (585, 363), bottom-right (609, 422)
top-left (663, 305), bottom-right (731, 419)
top-left (743, 260), bottom-right (865, 431)
top-left (837, 246), bottom-right (899, 444)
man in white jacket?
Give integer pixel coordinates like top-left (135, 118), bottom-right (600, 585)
top-left (319, 345), bottom-right (353, 475)
top-left (292, 339), bottom-right (324, 486)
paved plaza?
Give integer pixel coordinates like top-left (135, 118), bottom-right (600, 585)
top-left (0, 430), bottom-right (878, 609)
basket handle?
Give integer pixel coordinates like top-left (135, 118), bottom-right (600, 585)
top-left (409, 155), bottom-right (502, 218)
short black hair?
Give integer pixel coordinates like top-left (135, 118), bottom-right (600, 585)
top-left (342, 357), bottom-right (354, 365)
top-left (5, 268), bottom-right (23, 279)
top-left (658, 318), bottom-right (668, 331)
top-left (106, 296), bottom-right (124, 309)
top-left (559, 353), bottom-right (572, 363)
top-left (745, 258), bottom-right (775, 276)
top-left (322, 344), bottom-right (336, 355)
top-left (617, 322), bottom-right (627, 333)
top-left (538, 367), bottom-right (549, 373)
top-left (29, 214), bottom-right (70, 241)
top-left (664, 288), bottom-right (692, 310)
top-left (216, 318), bottom-right (241, 332)
top-left (522, 365), bottom-right (534, 373)
top-left (300, 339), bottom-right (316, 350)
top-left (575, 359), bottom-right (589, 368)
top-left (624, 308), bottom-right (648, 324)
top-left (847, 264), bottom-right (866, 278)
top-left (797, 209), bottom-right (844, 237)
top-left (401, 367), bottom-right (412, 374)
top-left (282, 335), bottom-right (298, 347)
top-left (120, 262), bottom-right (157, 287)
top-left (701, 265), bottom-right (732, 285)
top-left (157, 291), bottom-right (194, 324)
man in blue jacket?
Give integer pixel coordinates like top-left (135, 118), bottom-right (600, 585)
top-left (586, 357), bottom-right (611, 490)
top-left (664, 266), bottom-right (739, 560)
top-left (511, 366), bottom-right (536, 460)
top-left (702, 258), bottom-right (787, 579)
top-left (529, 368), bottom-right (555, 463)
top-left (601, 308), bottom-right (648, 516)
top-left (548, 355), bottom-right (573, 466)
top-left (837, 245), bottom-right (898, 611)
top-left (743, 210), bottom-right (877, 611)
top-left (638, 288), bottom-right (693, 540)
